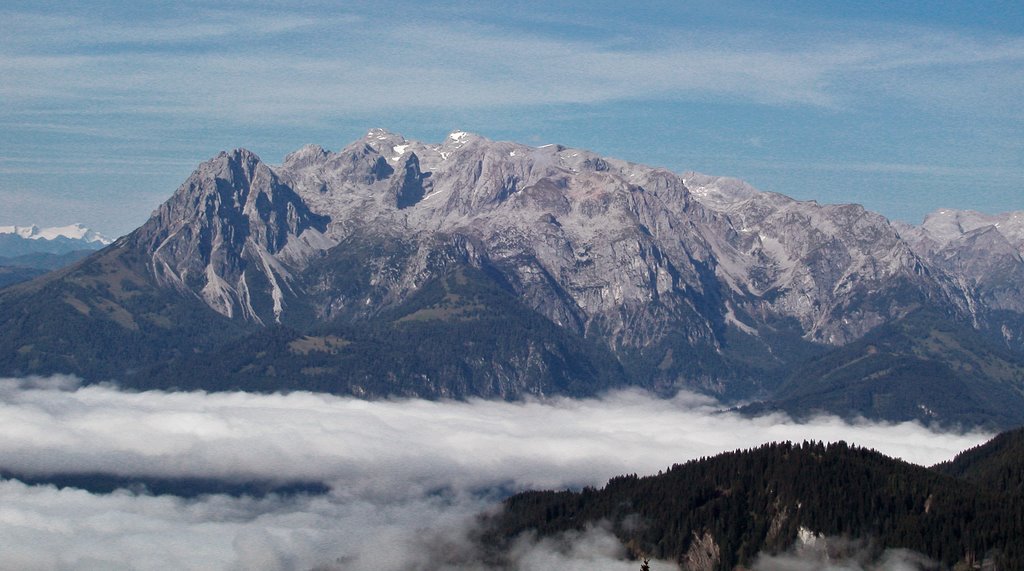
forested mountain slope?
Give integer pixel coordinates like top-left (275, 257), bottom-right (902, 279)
top-left (486, 437), bottom-right (1024, 570)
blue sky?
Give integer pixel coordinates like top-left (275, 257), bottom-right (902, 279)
top-left (1, 1), bottom-right (1022, 237)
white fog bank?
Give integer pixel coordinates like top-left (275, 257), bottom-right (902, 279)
top-left (0, 376), bottom-right (992, 570)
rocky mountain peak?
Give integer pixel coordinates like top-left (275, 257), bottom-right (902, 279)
top-left (132, 146), bottom-right (329, 323)
top-left (361, 128), bottom-right (409, 155)
top-left (894, 208), bottom-right (1024, 323)
top-left (282, 144), bottom-right (331, 170)
top-left (365, 127), bottom-right (404, 140)
top-left (440, 129), bottom-right (481, 149)
top-left (213, 148), bottom-right (262, 177)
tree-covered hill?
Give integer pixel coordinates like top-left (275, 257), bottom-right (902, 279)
top-left (484, 436), bottom-right (1024, 570)
top-left (0, 266), bottom-right (46, 289)
top-left (933, 427), bottom-right (1024, 497)
top-left (742, 310), bottom-right (1024, 429)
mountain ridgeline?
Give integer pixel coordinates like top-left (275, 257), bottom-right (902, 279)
top-left (485, 428), bottom-right (1024, 570)
top-left (0, 224), bottom-right (108, 287)
top-left (1, 130), bottom-right (1023, 426)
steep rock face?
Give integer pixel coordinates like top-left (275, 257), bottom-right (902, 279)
top-left (277, 130), bottom-right (729, 361)
top-left (935, 227), bottom-right (1024, 312)
top-left (268, 131), bottom-right (943, 357)
top-left (897, 209), bottom-right (1024, 348)
top-left (682, 531), bottom-right (720, 571)
top-left (131, 149), bottom-right (330, 323)
top-left (679, 173), bottom-right (942, 344)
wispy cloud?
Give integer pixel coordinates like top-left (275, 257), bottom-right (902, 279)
top-left (746, 159), bottom-right (1021, 179)
top-left (1, 3), bottom-right (1022, 239)
top-left (0, 10), bottom-right (335, 48)
top-left (0, 155), bottom-right (195, 175)
top-left (0, 377), bottom-right (990, 570)
top-left (2, 6), bottom-right (1022, 122)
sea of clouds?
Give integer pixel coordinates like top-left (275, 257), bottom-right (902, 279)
top-left (0, 375), bottom-right (991, 570)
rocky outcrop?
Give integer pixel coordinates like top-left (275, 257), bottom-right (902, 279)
top-left (682, 531), bottom-right (720, 571)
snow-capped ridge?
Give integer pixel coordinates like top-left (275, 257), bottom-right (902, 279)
top-left (440, 129), bottom-right (483, 150)
top-left (0, 223), bottom-right (111, 244)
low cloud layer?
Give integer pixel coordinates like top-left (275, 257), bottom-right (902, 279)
top-left (753, 536), bottom-right (938, 571)
top-left (0, 376), bottom-right (990, 570)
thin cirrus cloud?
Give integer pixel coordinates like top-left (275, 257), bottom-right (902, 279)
top-left (2, 8), bottom-right (1023, 122)
top-left (0, 10), bottom-right (333, 47)
top-left (0, 376), bottom-right (991, 570)
top-left (3, 3), bottom-right (1023, 234)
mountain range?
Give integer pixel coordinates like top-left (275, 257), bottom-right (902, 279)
top-left (1, 130), bottom-right (1022, 427)
top-left (0, 224), bottom-right (110, 288)
top-left (0, 223), bottom-right (110, 245)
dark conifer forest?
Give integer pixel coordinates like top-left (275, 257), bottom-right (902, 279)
top-left (484, 429), bottom-right (1024, 569)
